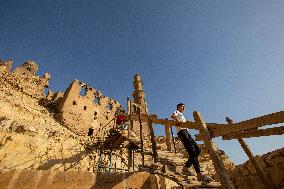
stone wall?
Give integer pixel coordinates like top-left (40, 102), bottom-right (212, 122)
top-left (229, 147), bottom-right (284, 189)
top-left (0, 59), bottom-right (50, 99)
top-left (0, 170), bottom-right (179, 189)
top-left (57, 79), bottom-right (122, 135)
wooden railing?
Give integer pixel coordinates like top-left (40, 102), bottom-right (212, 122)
top-left (128, 109), bottom-right (284, 189)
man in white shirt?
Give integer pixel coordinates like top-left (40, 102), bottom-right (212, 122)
top-left (171, 103), bottom-right (210, 182)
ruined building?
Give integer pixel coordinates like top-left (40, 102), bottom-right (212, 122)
top-left (0, 59), bottom-right (283, 189)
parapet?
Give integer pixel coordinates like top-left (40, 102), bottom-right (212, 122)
top-left (13, 60), bottom-right (39, 76)
top-left (0, 59), bottom-right (13, 75)
top-left (0, 59), bottom-right (50, 99)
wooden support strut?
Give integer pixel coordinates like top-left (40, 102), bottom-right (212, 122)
top-left (165, 124), bottom-right (172, 151)
top-left (170, 126), bottom-right (177, 154)
top-left (193, 111), bottom-right (235, 189)
top-left (211, 110), bottom-right (284, 137)
top-left (148, 118), bottom-right (158, 162)
top-left (126, 97), bottom-right (133, 171)
top-left (222, 125), bottom-right (284, 140)
top-left (226, 117), bottom-right (271, 188)
top-left (129, 113), bottom-right (198, 129)
top-left (138, 108), bottom-right (145, 166)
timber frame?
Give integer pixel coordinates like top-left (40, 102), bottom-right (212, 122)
top-left (128, 101), bottom-right (284, 189)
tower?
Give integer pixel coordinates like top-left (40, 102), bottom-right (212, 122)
top-left (132, 74), bottom-right (148, 114)
top-left (131, 74), bottom-right (150, 141)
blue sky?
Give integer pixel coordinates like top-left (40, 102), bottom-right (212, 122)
top-left (1, 0), bottom-right (284, 164)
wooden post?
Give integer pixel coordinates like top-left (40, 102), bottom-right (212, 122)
top-left (120, 148), bottom-right (123, 172)
top-left (165, 124), bottom-right (172, 151)
top-left (193, 111), bottom-right (235, 189)
top-left (148, 118), bottom-right (158, 162)
top-left (127, 148), bottom-right (133, 171)
top-left (132, 150), bottom-right (135, 170)
top-left (109, 151), bottom-right (113, 172)
top-left (170, 126), bottom-right (177, 154)
top-left (226, 117), bottom-right (270, 187)
top-left (138, 108), bottom-right (145, 166)
top-left (127, 97), bottom-right (132, 137)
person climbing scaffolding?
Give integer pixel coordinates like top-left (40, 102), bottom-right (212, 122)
top-left (114, 108), bottom-right (140, 149)
top-left (115, 109), bottom-right (128, 130)
top-left (171, 103), bottom-right (212, 182)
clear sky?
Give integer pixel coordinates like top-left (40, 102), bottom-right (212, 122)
top-left (1, 0), bottom-right (284, 164)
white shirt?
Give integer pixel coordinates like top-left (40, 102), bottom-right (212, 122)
top-left (172, 110), bottom-right (186, 133)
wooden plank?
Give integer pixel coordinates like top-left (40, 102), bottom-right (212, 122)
top-left (148, 118), bottom-right (158, 163)
top-left (129, 114), bottom-right (199, 129)
top-left (222, 125), bottom-right (284, 140)
top-left (212, 111), bottom-right (284, 137)
top-left (129, 113), bottom-right (155, 122)
top-left (127, 148), bottom-right (133, 171)
top-left (165, 125), bottom-right (171, 151)
top-left (170, 126), bottom-right (177, 153)
top-left (129, 113), bottom-right (220, 130)
top-left (193, 111), bottom-right (235, 189)
top-left (225, 117), bottom-right (271, 188)
top-left (138, 108), bottom-right (145, 166)
top-left (131, 101), bottom-right (143, 109)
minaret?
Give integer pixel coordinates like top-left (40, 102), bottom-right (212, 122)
top-left (132, 74), bottom-right (148, 113)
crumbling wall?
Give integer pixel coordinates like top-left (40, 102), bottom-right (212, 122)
top-left (0, 170), bottom-right (171, 189)
top-left (0, 59), bottom-right (50, 99)
top-left (0, 59), bottom-right (13, 76)
top-left (229, 147), bottom-right (284, 189)
top-left (58, 79), bottom-right (122, 135)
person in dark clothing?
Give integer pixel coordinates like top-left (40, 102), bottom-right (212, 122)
top-left (171, 103), bottom-right (211, 182)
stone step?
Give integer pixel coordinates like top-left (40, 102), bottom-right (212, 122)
top-left (158, 171), bottom-right (220, 188)
top-left (179, 181), bottom-right (221, 188)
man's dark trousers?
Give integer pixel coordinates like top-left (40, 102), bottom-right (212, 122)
top-left (177, 129), bottom-right (201, 173)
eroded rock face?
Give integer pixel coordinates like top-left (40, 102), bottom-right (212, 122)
top-left (229, 148), bottom-right (284, 189)
top-left (0, 59), bottom-right (131, 174)
top-left (0, 60), bottom-right (50, 99)
top-left (0, 170), bottom-right (172, 189)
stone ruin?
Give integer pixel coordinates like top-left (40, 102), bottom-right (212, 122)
top-left (50, 79), bottom-right (122, 135)
top-left (0, 58), bottom-right (283, 189)
top-left (0, 59), bottom-right (50, 99)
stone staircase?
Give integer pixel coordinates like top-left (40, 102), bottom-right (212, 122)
top-left (103, 129), bottom-right (128, 149)
top-left (90, 128), bottom-right (128, 150)
top-left (156, 150), bottom-right (221, 188)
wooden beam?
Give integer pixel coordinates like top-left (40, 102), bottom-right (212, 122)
top-left (129, 113), bottom-right (156, 123)
top-left (127, 148), bottom-right (133, 171)
top-left (193, 111), bottom-right (235, 189)
top-left (222, 125), bottom-right (284, 140)
top-left (148, 118), bottom-right (158, 163)
top-left (225, 117), bottom-right (271, 188)
top-left (129, 114), bottom-right (199, 129)
top-left (138, 108), bottom-right (145, 166)
top-left (165, 125), bottom-right (171, 151)
top-left (131, 101), bottom-right (143, 109)
top-left (170, 126), bottom-right (177, 154)
top-left (212, 111), bottom-right (284, 137)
